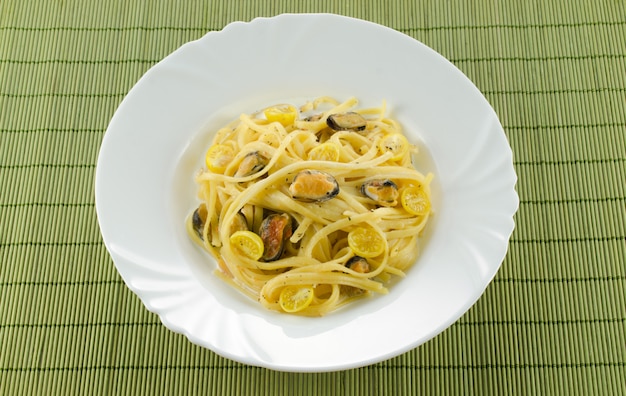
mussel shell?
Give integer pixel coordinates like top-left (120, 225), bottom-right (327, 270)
top-left (192, 204), bottom-right (207, 239)
top-left (289, 170), bottom-right (340, 202)
top-left (304, 114), bottom-right (323, 122)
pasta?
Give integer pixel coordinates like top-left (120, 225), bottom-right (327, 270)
top-left (187, 96), bottom-right (433, 316)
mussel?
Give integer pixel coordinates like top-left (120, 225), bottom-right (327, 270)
top-left (342, 256), bottom-right (371, 296)
top-left (229, 212), bottom-right (249, 235)
top-left (289, 170), bottom-right (340, 202)
top-left (259, 213), bottom-right (293, 261)
top-left (304, 114), bottom-right (323, 122)
top-left (360, 179), bottom-right (399, 206)
top-left (235, 151), bottom-right (269, 178)
top-left (346, 256), bottom-right (371, 273)
top-left (326, 112), bottom-right (367, 132)
top-left (192, 204), bottom-right (208, 239)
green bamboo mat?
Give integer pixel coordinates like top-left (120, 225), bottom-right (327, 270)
top-left (1, 0), bottom-right (625, 394)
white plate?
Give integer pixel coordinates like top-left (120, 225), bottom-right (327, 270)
top-left (96, 13), bottom-right (518, 372)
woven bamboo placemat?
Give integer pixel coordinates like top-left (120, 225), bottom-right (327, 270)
top-left (1, 0), bottom-right (624, 394)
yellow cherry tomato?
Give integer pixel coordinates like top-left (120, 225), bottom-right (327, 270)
top-left (347, 227), bottom-right (385, 258)
top-left (308, 142), bottom-right (341, 161)
top-left (229, 230), bottom-right (264, 261)
top-left (401, 186), bottom-right (431, 216)
top-left (279, 285), bottom-right (314, 313)
top-left (379, 133), bottom-right (410, 161)
top-left (264, 104), bottom-right (298, 126)
top-left (205, 144), bottom-right (234, 173)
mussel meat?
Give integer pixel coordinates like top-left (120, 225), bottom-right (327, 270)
top-left (360, 179), bottom-right (399, 206)
top-left (259, 213), bottom-right (293, 261)
top-left (289, 170), bottom-right (340, 202)
top-left (326, 112), bottom-right (367, 132)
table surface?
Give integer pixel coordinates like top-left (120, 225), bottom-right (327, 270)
top-left (1, 0), bottom-right (625, 395)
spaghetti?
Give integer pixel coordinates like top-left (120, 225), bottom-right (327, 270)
top-left (187, 96), bottom-right (433, 316)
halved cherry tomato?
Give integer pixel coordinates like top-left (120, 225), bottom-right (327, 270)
top-left (308, 142), bottom-right (341, 161)
top-left (279, 285), bottom-right (314, 313)
top-left (229, 230), bottom-right (264, 260)
top-left (347, 227), bottom-right (385, 258)
top-left (379, 133), bottom-right (410, 161)
top-left (264, 104), bottom-right (298, 126)
top-left (205, 144), bottom-right (234, 173)
top-left (401, 186), bottom-right (430, 216)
